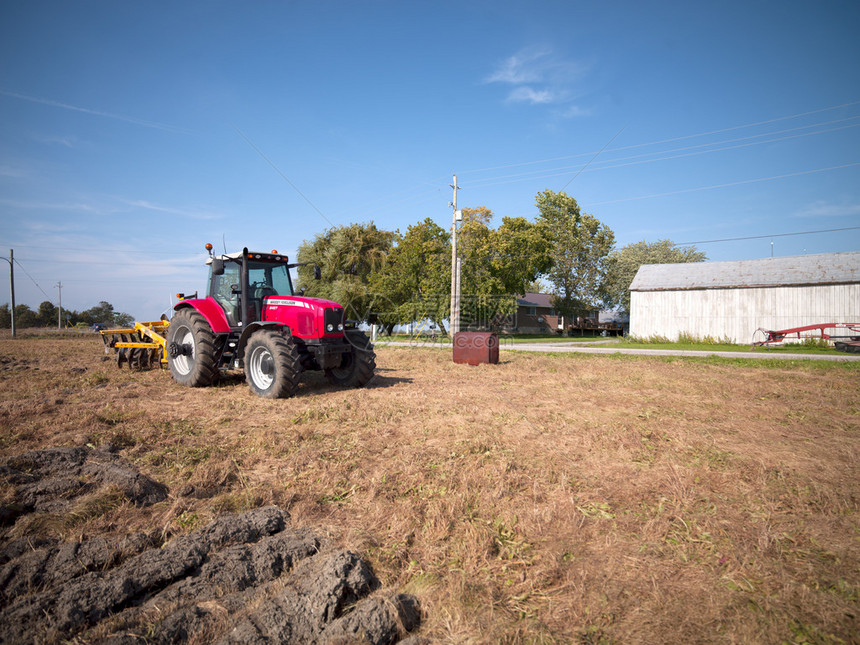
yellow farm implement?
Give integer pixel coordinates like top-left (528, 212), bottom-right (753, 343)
top-left (100, 319), bottom-right (170, 369)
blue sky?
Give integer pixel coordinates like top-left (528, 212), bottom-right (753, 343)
top-left (1, 1), bottom-right (858, 321)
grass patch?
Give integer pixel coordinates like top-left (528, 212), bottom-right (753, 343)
top-left (0, 335), bottom-right (858, 643)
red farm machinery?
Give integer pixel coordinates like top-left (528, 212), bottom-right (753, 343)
top-left (101, 244), bottom-right (375, 398)
top-left (753, 322), bottom-right (860, 353)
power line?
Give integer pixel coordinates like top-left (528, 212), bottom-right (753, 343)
top-left (459, 99), bottom-right (860, 175)
top-left (559, 127), bottom-right (625, 192)
top-left (13, 258), bottom-right (52, 300)
top-left (463, 119), bottom-right (860, 189)
top-left (586, 162), bottom-right (860, 206)
top-left (231, 124), bottom-right (335, 227)
top-left (676, 226), bottom-right (860, 246)
top-left (0, 242), bottom-right (208, 256)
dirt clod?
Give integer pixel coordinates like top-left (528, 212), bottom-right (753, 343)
top-left (0, 446), bottom-right (169, 521)
top-left (0, 460), bottom-right (421, 644)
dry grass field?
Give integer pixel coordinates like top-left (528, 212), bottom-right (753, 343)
top-left (1, 332), bottom-right (858, 644)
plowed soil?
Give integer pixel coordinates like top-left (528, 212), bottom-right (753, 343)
top-left (1, 332), bottom-right (858, 644)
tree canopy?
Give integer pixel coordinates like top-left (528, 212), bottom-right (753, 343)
top-left (0, 300), bottom-right (133, 329)
top-left (296, 222), bottom-right (397, 324)
top-left (290, 189), bottom-right (706, 334)
top-left (535, 190), bottom-right (615, 319)
top-left (369, 218), bottom-right (451, 333)
top-left (603, 239), bottom-right (707, 313)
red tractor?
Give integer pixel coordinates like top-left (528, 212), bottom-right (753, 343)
top-left (142, 243), bottom-right (375, 398)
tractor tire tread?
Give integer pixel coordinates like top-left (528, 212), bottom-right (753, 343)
top-left (167, 308), bottom-right (219, 387)
top-left (325, 331), bottom-right (376, 388)
top-left (245, 330), bottom-right (301, 399)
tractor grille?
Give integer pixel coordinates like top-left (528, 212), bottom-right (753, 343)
top-left (324, 307), bottom-right (344, 333)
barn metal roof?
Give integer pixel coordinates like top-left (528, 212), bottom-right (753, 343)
top-left (629, 251), bottom-right (860, 291)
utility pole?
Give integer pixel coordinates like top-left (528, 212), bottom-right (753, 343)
top-left (56, 282), bottom-right (62, 329)
top-left (2, 250), bottom-right (15, 338)
top-left (449, 174), bottom-right (461, 336)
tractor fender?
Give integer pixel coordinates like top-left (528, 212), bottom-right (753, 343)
top-left (236, 322), bottom-right (292, 361)
top-left (174, 298), bottom-right (231, 334)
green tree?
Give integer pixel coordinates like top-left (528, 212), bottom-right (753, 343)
top-left (455, 207), bottom-right (554, 329)
top-left (14, 304), bottom-right (37, 328)
top-left (0, 304), bottom-right (9, 329)
top-left (370, 218), bottom-right (450, 334)
top-left (114, 311), bottom-right (134, 327)
top-left (296, 222), bottom-right (396, 323)
top-left (535, 190), bottom-right (615, 319)
top-left (603, 239), bottom-right (707, 313)
top-left (78, 301), bottom-right (133, 326)
top-left (82, 301), bottom-right (115, 325)
top-left (457, 207), bottom-right (503, 326)
top-left (37, 300), bottom-right (58, 327)
top-left (490, 215), bottom-right (553, 295)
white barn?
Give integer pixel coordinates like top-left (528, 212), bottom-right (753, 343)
top-left (628, 251), bottom-right (860, 344)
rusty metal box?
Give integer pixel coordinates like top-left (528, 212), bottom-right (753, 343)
top-left (453, 332), bottom-right (499, 365)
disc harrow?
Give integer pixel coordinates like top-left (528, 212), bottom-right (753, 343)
top-left (100, 320), bottom-right (170, 369)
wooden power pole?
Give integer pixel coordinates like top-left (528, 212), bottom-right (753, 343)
top-left (449, 174), bottom-right (461, 336)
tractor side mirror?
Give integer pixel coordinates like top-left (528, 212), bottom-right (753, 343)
top-left (211, 258), bottom-right (224, 276)
top-left (314, 265), bottom-right (321, 280)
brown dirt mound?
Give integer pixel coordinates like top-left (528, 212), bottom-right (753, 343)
top-left (0, 449), bottom-right (421, 644)
top-left (0, 446), bottom-right (169, 523)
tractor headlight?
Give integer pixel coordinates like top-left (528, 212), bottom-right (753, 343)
top-left (338, 324), bottom-right (344, 331)
top-left (326, 324), bottom-right (334, 332)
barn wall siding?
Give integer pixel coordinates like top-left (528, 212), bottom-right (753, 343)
top-left (630, 284), bottom-right (860, 343)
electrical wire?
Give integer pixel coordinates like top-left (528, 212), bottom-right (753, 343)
top-left (584, 162), bottom-right (860, 206)
top-left (462, 120), bottom-right (860, 189)
top-left (231, 124), bottom-right (335, 227)
top-left (675, 226), bottom-right (860, 246)
top-left (559, 127), bottom-right (625, 192)
top-left (459, 99), bottom-right (860, 175)
top-left (12, 258), bottom-right (52, 300)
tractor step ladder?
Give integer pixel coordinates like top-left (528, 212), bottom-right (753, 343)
top-left (100, 320), bottom-right (170, 369)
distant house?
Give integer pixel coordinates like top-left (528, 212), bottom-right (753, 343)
top-left (629, 251), bottom-right (860, 344)
top-left (512, 292), bottom-right (563, 334)
top-left (504, 293), bottom-right (626, 335)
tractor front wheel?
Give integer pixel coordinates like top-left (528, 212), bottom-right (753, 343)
top-left (166, 308), bottom-right (219, 387)
top-left (325, 331), bottom-right (376, 388)
top-left (245, 329), bottom-right (302, 399)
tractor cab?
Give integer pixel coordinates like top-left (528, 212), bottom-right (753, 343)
top-left (207, 248), bottom-right (296, 327)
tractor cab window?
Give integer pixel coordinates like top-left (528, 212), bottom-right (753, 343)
top-left (210, 260), bottom-right (241, 326)
top-left (248, 261), bottom-right (293, 322)
top-left (248, 262), bottom-right (293, 298)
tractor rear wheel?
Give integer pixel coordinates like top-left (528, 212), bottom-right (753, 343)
top-left (166, 308), bottom-right (219, 387)
top-left (325, 331), bottom-right (376, 387)
top-left (245, 329), bottom-right (301, 399)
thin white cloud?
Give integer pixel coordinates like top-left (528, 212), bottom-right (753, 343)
top-left (794, 200), bottom-right (860, 218)
top-left (34, 134), bottom-right (78, 148)
top-left (124, 199), bottom-right (224, 221)
top-left (0, 165), bottom-right (27, 178)
top-left (0, 90), bottom-right (192, 134)
top-left (484, 46), bottom-right (590, 115)
top-left (507, 87), bottom-right (556, 105)
top-left (560, 104), bottom-right (591, 118)
top-left (0, 197), bottom-right (104, 213)
top-left (485, 46), bottom-right (552, 84)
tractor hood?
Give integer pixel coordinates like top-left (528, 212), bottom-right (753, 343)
top-left (262, 295), bottom-right (343, 310)
top-left (262, 294), bottom-right (346, 339)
